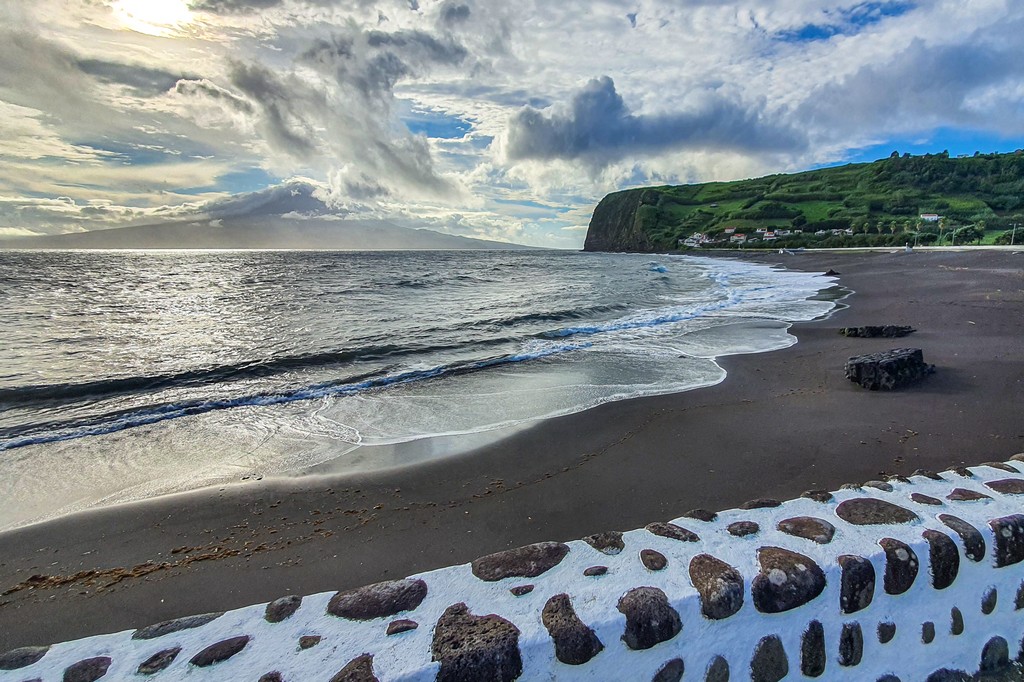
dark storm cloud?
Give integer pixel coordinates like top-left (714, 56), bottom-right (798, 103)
top-left (505, 76), bottom-right (806, 166)
top-left (77, 59), bottom-right (196, 97)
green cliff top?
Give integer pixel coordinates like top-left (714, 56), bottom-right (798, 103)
top-left (584, 150), bottom-right (1024, 252)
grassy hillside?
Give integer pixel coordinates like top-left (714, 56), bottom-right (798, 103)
top-left (594, 151), bottom-right (1024, 251)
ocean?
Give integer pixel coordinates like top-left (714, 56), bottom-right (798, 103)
top-left (0, 250), bottom-right (839, 528)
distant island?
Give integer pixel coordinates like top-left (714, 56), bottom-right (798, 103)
top-left (584, 151), bottom-right (1024, 252)
top-left (0, 216), bottom-right (531, 251)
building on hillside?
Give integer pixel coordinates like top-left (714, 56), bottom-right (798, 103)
top-left (723, 227), bottom-right (737, 234)
top-left (920, 214), bottom-right (942, 222)
top-left (730, 233), bottom-right (747, 244)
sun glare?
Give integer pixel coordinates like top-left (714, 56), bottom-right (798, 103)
top-left (113, 0), bottom-right (194, 36)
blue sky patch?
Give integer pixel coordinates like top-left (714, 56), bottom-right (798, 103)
top-left (404, 110), bottom-right (472, 139)
top-left (777, 1), bottom-right (916, 43)
top-left (827, 128), bottom-right (1024, 167)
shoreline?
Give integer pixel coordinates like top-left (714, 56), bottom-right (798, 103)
top-left (2, 249), bottom-right (1022, 650)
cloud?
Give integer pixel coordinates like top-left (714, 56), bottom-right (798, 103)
top-left (798, 32), bottom-right (1024, 138)
top-left (76, 59), bottom-right (196, 97)
top-left (503, 76), bottom-right (805, 168)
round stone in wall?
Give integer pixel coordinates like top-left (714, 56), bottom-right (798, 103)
top-left (836, 499), bottom-right (918, 525)
top-left (752, 547), bottom-right (826, 613)
top-left (616, 587), bottom-right (682, 650)
top-left (689, 554), bottom-right (744, 620)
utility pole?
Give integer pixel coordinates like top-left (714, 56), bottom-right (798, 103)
top-left (1013, 223), bottom-right (1018, 246)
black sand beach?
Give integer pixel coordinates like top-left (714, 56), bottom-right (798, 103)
top-left (1, 249), bottom-right (1022, 651)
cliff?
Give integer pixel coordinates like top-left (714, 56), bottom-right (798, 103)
top-left (582, 189), bottom-right (658, 252)
top-left (582, 150), bottom-right (1024, 252)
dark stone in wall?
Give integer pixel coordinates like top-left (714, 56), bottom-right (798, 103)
top-left (777, 517), bottom-right (835, 544)
top-left (838, 554), bottom-right (875, 613)
top-left (923, 529), bottom-right (960, 589)
top-left (431, 603), bottom-right (522, 682)
top-left (836, 498), bottom-right (918, 525)
top-left (689, 554), bottom-right (744, 620)
top-left (752, 547), bottom-right (826, 613)
top-left (190, 636), bottom-right (250, 667)
top-left (646, 522), bottom-right (699, 542)
top-left (471, 543), bottom-right (570, 581)
top-left (878, 622), bottom-right (896, 644)
top-left (939, 515), bottom-right (985, 562)
top-left (541, 594), bottom-right (604, 666)
top-left (879, 538), bottom-right (918, 595)
top-left (132, 613), bottom-right (223, 640)
top-left (616, 587), bottom-right (682, 650)
top-left (801, 620), bottom-right (826, 677)
top-left (990, 515), bottom-right (1024, 567)
top-left (0, 646), bottom-right (48, 671)
top-left (328, 579), bottom-right (428, 620)
top-left (839, 623), bottom-right (863, 666)
top-left (265, 595), bottom-right (302, 623)
top-left (137, 647), bottom-right (181, 675)
top-left (652, 658), bottom-right (685, 682)
top-left (62, 657), bottom-right (112, 682)
top-left (329, 654), bottom-right (379, 682)
top-left (750, 635), bottom-right (788, 682)
top-left (583, 531), bottom-right (624, 555)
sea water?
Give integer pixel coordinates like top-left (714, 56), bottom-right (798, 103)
top-left (0, 250), bottom-right (838, 528)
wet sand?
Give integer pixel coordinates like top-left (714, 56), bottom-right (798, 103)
top-left (1, 249), bottom-right (1023, 651)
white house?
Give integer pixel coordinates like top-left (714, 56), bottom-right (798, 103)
top-left (920, 214), bottom-right (942, 222)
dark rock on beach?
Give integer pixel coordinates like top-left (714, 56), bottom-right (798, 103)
top-left (616, 587), bottom-right (682, 650)
top-left (752, 547), bottom-right (826, 613)
top-left (689, 554), bottom-right (744, 620)
top-left (541, 594), bottom-right (604, 665)
top-left (431, 603), bottom-right (522, 682)
top-left (471, 542), bottom-right (570, 581)
top-left (845, 348), bottom-right (935, 390)
top-left (328, 579), bottom-right (428, 620)
top-left (839, 325), bottom-right (915, 338)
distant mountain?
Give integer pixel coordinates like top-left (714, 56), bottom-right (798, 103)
top-left (0, 216), bottom-right (532, 250)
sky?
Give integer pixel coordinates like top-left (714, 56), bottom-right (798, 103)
top-left (1, 0), bottom-right (1024, 248)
